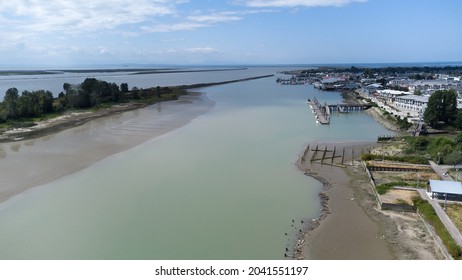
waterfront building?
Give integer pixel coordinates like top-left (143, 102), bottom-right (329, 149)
top-left (363, 83), bottom-right (384, 96)
top-left (321, 77), bottom-right (345, 90)
top-left (428, 180), bottom-right (462, 202)
top-left (376, 89), bottom-right (410, 103)
top-left (393, 95), bottom-right (428, 118)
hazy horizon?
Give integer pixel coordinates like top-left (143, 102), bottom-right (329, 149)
top-left (1, 61), bottom-right (462, 71)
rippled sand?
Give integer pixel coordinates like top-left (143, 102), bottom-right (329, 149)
top-left (0, 93), bottom-right (214, 204)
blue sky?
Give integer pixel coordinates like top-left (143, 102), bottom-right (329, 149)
top-left (0, 0), bottom-right (461, 67)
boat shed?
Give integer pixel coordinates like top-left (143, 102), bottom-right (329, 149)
top-left (428, 180), bottom-right (462, 201)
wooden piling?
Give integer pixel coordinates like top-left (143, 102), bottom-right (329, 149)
top-left (331, 146), bottom-right (336, 164)
top-left (352, 148), bottom-right (354, 165)
top-left (321, 146), bottom-right (327, 164)
top-left (310, 145), bottom-right (318, 162)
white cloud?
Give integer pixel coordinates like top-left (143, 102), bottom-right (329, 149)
top-left (187, 12), bottom-right (242, 23)
top-left (240, 0), bottom-right (367, 8)
top-left (186, 47), bottom-right (218, 54)
top-left (141, 22), bottom-right (207, 32)
top-left (0, 0), bottom-right (185, 33)
top-left (141, 10), bottom-right (247, 33)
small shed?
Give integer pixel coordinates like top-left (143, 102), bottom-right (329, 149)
top-left (428, 180), bottom-right (462, 201)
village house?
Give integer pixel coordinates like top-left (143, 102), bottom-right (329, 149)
top-left (409, 79), bottom-right (459, 94)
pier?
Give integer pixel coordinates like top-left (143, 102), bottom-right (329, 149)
top-left (307, 99), bottom-right (369, 125)
top-left (308, 98), bottom-right (330, 124)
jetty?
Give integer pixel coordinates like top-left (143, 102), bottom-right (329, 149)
top-left (308, 98), bottom-right (330, 124)
top-left (307, 99), bottom-right (369, 125)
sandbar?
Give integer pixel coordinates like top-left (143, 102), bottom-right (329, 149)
top-left (0, 93), bottom-right (214, 204)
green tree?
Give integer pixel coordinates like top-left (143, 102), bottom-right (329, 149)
top-left (120, 83), bottom-right (129, 93)
top-left (412, 136), bottom-right (430, 151)
top-left (3, 87), bottom-right (19, 119)
top-left (444, 151), bottom-right (462, 167)
top-left (36, 90), bottom-right (54, 114)
top-left (428, 136), bottom-right (455, 160)
top-left (63, 83), bottom-right (71, 94)
top-left (17, 91), bottom-right (39, 117)
top-left (423, 89), bottom-right (457, 127)
top-left (455, 132), bottom-right (462, 146)
top-left (110, 83), bottom-right (120, 102)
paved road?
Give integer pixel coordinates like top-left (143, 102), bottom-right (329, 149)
top-left (429, 160), bottom-right (453, 181)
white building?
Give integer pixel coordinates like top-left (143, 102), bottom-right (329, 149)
top-left (428, 180), bottom-right (462, 201)
top-left (376, 89), bottom-right (410, 103)
top-left (393, 95), bottom-right (428, 118)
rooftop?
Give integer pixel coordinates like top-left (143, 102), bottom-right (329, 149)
top-left (429, 180), bottom-right (462, 195)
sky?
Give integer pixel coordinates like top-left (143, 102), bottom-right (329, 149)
top-left (0, 0), bottom-right (461, 67)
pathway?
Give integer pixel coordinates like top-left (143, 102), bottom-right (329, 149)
top-left (421, 160), bottom-right (462, 246)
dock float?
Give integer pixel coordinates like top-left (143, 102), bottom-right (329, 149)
top-left (307, 98), bottom-right (330, 124)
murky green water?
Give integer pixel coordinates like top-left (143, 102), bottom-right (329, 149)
top-left (0, 72), bottom-right (391, 259)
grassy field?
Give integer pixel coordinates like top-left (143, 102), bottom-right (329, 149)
top-left (445, 204), bottom-right (462, 233)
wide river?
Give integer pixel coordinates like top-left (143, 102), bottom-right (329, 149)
top-left (0, 67), bottom-right (391, 259)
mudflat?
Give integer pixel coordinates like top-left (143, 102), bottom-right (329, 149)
top-left (297, 141), bottom-right (445, 260)
top-left (0, 93), bottom-right (214, 204)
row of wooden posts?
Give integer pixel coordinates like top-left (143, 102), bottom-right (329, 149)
top-left (300, 144), bottom-right (372, 167)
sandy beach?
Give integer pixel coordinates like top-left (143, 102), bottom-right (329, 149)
top-left (0, 93), bottom-right (214, 204)
top-left (296, 141), bottom-right (445, 260)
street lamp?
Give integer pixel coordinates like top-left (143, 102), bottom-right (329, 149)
top-left (444, 193), bottom-right (447, 211)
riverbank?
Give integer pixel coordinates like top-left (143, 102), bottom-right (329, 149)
top-left (0, 103), bottom-right (147, 142)
top-left (342, 91), bottom-right (405, 133)
top-left (0, 75), bottom-right (273, 142)
top-left (295, 141), bottom-right (445, 259)
top-left (0, 92), bottom-right (214, 204)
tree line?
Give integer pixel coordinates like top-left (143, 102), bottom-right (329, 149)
top-left (1, 88), bottom-right (54, 120)
top-left (0, 78), bottom-right (184, 123)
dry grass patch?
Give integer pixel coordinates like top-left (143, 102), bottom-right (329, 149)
top-left (445, 204), bottom-right (462, 233)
